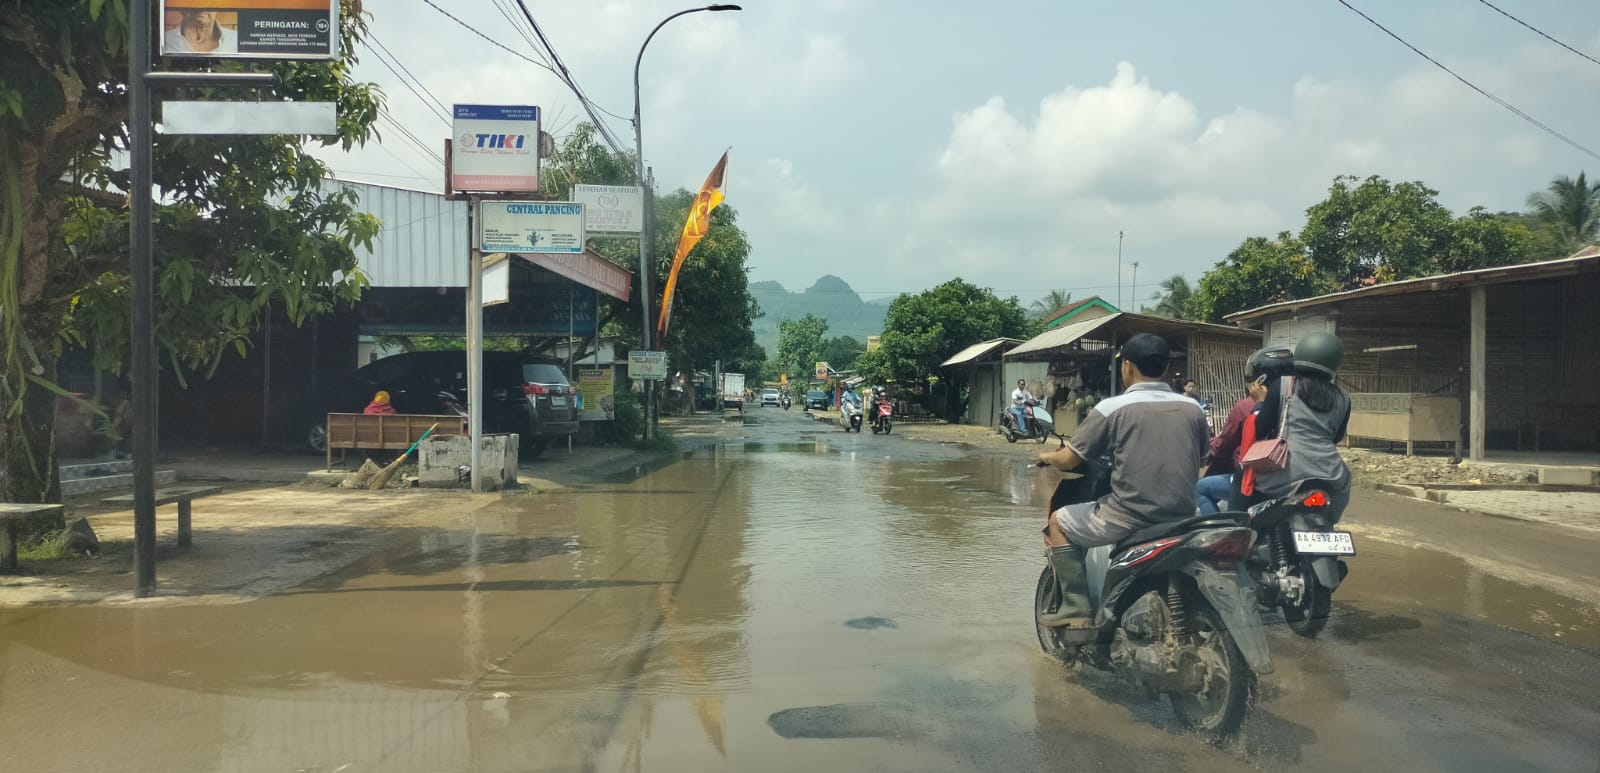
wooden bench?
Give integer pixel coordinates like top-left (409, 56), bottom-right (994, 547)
top-left (101, 485), bottom-right (221, 548)
top-left (0, 503), bottom-right (65, 570)
top-left (325, 413), bottom-right (466, 471)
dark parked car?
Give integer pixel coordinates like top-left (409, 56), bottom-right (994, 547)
top-left (304, 351), bottom-right (579, 459)
top-left (803, 389), bottom-right (831, 409)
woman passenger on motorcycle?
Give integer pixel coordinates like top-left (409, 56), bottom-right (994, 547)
top-left (1243, 331), bottom-right (1354, 522)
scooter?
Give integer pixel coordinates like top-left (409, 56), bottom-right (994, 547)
top-left (1034, 454), bottom-right (1272, 740)
top-left (781, 394), bottom-right (791, 411)
top-left (870, 398), bottom-right (893, 434)
top-left (839, 401), bottom-right (864, 432)
top-left (1002, 399), bottom-right (1054, 444)
top-left (1242, 479), bottom-right (1353, 638)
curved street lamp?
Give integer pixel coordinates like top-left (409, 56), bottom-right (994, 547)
top-left (632, 4), bottom-right (741, 438)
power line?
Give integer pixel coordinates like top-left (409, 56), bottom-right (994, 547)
top-left (367, 33), bottom-right (451, 121)
top-left (1474, 0), bottom-right (1600, 68)
top-left (1334, 0), bottom-right (1600, 162)
top-left (365, 42), bottom-right (449, 127)
top-left (377, 109), bottom-right (444, 166)
top-left (419, 0), bottom-right (557, 75)
top-left (510, 0), bottom-right (630, 154)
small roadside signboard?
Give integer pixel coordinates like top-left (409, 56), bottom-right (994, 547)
top-left (161, 0), bottom-right (338, 59)
top-left (629, 350), bottom-right (668, 380)
top-left (451, 104), bottom-right (541, 193)
top-left (573, 184), bottom-right (644, 234)
top-left (479, 202), bottom-right (584, 254)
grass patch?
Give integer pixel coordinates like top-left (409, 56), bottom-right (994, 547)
top-left (17, 530), bottom-right (74, 562)
top-left (638, 428), bottom-right (679, 453)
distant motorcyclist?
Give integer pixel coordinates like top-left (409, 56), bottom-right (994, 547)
top-left (1010, 379), bottom-right (1036, 433)
top-left (870, 386), bottom-right (890, 429)
top-left (1036, 334), bottom-right (1209, 640)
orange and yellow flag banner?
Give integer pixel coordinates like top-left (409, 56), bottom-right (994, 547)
top-left (656, 150), bottom-right (729, 341)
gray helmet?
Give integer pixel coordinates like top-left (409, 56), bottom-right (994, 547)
top-left (1246, 347), bottom-right (1294, 380)
top-left (1293, 332), bottom-right (1344, 377)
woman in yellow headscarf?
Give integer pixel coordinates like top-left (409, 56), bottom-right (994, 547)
top-left (363, 390), bottom-right (396, 415)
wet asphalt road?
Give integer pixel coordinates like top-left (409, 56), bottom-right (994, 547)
top-left (1, 407), bottom-right (1597, 772)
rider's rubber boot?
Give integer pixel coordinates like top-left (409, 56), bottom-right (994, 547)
top-left (1040, 544), bottom-right (1097, 644)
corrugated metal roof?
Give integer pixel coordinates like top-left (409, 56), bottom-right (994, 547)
top-left (1226, 249), bottom-right (1600, 324)
top-left (1006, 314), bottom-right (1118, 358)
top-left (941, 337), bottom-right (1023, 367)
top-left (324, 179), bottom-right (469, 288)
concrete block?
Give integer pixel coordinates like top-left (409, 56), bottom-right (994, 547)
top-left (419, 434), bottom-right (518, 490)
top-left (1538, 467), bottom-right (1599, 486)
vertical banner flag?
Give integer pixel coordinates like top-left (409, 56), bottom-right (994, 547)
top-left (656, 151), bottom-right (729, 340)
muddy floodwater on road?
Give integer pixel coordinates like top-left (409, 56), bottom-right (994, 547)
top-left (2, 409), bottom-right (1597, 772)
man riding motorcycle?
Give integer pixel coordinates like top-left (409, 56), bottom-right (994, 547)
top-left (1010, 379), bottom-right (1036, 434)
top-left (1035, 334), bottom-right (1210, 642)
top-left (869, 386), bottom-right (891, 431)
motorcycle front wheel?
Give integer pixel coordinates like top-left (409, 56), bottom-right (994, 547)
top-left (1167, 600), bottom-right (1252, 740)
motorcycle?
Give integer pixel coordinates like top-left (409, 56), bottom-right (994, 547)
top-left (1242, 479), bottom-right (1353, 638)
top-left (1002, 398), bottom-right (1054, 444)
top-left (1034, 456), bottom-right (1272, 740)
top-left (839, 400), bottom-right (864, 432)
top-left (781, 394), bottom-right (791, 411)
top-left (870, 397), bottom-right (893, 434)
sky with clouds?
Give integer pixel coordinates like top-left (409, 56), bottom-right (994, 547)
top-left (316, 0), bottom-right (1600, 309)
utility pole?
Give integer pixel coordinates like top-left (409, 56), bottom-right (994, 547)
top-left (1130, 261), bottom-right (1140, 312)
top-left (1116, 230), bottom-right (1125, 309)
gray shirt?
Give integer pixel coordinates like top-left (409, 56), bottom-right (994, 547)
top-left (1068, 381), bottom-right (1210, 530)
top-left (1255, 379), bottom-right (1353, 499)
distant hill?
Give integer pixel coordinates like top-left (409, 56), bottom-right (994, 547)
top-left (751, 275), bottom-right (889, 356)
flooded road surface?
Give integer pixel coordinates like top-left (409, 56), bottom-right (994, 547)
top-left (2, 409), bottom-right (1597, 771)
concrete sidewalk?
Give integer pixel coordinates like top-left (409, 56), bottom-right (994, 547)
top-left (1379, 484), bottom-right (1600, 536)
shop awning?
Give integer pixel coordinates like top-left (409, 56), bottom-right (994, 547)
top-left (941, 337), bottom-right (1024, 367)
top-left (517, 249), bottom-right (633, 302)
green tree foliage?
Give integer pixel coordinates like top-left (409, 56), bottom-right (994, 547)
top-left (875, 279), bottom-right (1036, 389)
top-left (1150, 274), bottom-right (1192, 319)
top-left (1, 0), bottom-right (381, 506)
top-left (1029, 289), bottom-right (1073, 320)
top-left (1300, 175), bottom-right (1457, 286)
top-left (1526, 172), bottom-right (1600, 253)
top-left (1189, 174), bottom-right (1547, 322)
top-left (776, 313), bottom-right (828, 380)
top-left (818, 335), bottom-right (864, 372)
top-left (1185, 234), bottom-right (1332, 323)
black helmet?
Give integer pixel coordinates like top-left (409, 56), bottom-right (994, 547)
top-left (1294, 331), bottom-right (1344, 377)
top-left (1246, 347), bottom-right (1294, 380)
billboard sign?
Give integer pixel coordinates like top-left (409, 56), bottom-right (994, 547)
top-left (814, 361), bottom-right (830, 379)
top-left (161, 1), bottom-right (337, 59)
top-left (452, 104), bottom-right (540, 193)
top-left (479, 202), bottom-right (584, 254)
top-left (572, 184), bottom-right (644, 234)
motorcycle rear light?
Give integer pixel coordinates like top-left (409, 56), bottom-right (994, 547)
top-left (1111, 537), bottom-right (1183, 568)
top-left (523, 384), bottom-right (548, 396)
top-left (1197, 529), bottom-right (1253, 568)
top-left (1299, 490), bottom-right (1329, 508)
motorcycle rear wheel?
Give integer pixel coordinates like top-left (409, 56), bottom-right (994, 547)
top-left (1168, 600), bottom-right (1252, 740)
top-left (1283, 573), bottom-right (1333, 638)
top-left (1005, 427), bottom-right (1018, 443)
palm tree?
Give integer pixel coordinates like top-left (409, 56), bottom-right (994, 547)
top-left (1151, 274), bottom-right (1192, 319)
top-left (1526, 172), bottom-right (1600, 252)
top-left (1029, 289), bottom-right (1073, 320)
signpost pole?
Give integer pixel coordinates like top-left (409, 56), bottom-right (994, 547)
top-left (130, 0), bottom-right (157, 597)
top-left (468, 198), bottom-right (484, 493)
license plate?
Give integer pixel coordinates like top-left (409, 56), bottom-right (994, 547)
top-left (1292, 530), bottom-right (1356, 556)
top-left (550, 397), bottom-right (566, 407)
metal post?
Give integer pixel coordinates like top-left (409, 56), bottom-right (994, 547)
top-left (1116, 230), bottom-right (1124, 309)
top-left (129, 0), bottom-right (157, 597)
top-left (1469, 285), bottom-right (1487, 461)
top-left (260, 304), bottom-right (271, 446)
top-left (468, 198), bottom-right (484, 492)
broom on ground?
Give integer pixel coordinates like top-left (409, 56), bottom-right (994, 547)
top-left (369, 423), bottom-right (438, 490)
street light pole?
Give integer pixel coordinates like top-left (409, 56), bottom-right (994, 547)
top-left (633, 4), bottom-right (740, 440)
